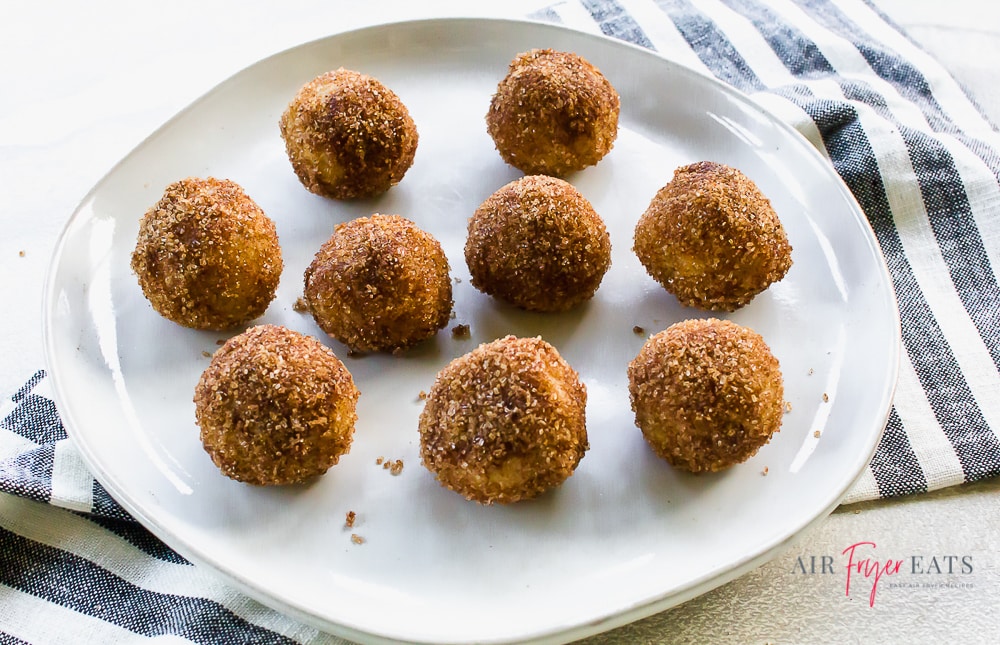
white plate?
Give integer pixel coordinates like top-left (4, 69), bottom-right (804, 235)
top-left (43, 17), bottom-right (899, 645)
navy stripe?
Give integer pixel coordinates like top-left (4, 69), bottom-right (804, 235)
top-left (720, 0), bottom-right (835, 79)
top-left (798, 0), bottom-right (1000, 175)
top-left (713, 0), bottom-right (836, 109)
top-left (869, 407), bottom-right (926, 497)
top-left (9, 370), bottom-right (45, 405)
top-left (91, 480), bottom-right (133, 521)
top-left (654, 0), bottom-right (763, 92)
top-left (0, 527), bottom-right (297, 645)
top-left (0, 445), bottom-right (54, 504)
top-left (901, 128), bottom-right (1000, 368)
top-left (0, 631), bottom-right (31, 645)
top-left (83, 514), bottom-right (190, 566)
top-left (802, 1), bottom-right (944, 123)
top-left (528, 6), bottom-right (562, 23)
top-left (811, 102), bottom-right (1000, 483)
top-left (728, 0), bottom-right (998, 190)
top-left (837, 79), bottom-right (1000, 374)
top-left (581, 0), bottom-right (655, 50)
top-left (1, 393), bottom-right (67, 445)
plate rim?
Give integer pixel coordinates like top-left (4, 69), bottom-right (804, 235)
top-left (41, 15), bottom-right (902, 645)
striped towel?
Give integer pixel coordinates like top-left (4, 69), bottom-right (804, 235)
top-left (2, 0), bottom-right (999, 642)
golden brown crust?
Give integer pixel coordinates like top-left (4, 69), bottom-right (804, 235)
top-left (465, 175), bottom-right (611, 312)
top-left (633, 161), bottom-right (792, 311)
top-left (304, 214), bottom-right (453, 353)
top-left (627, 318), bottom-right (783, 472)
top-left (130, 177), bottom-right (282, 330)
top-left (194, 324), bottom-right (359, 485)
top-left (418, 335), bottom-right (589, 504)
top-left (486, 49), bottom-right (620, 176)
top-left (279, 69), bottom-right (418, 199)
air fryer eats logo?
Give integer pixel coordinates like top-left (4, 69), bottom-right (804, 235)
top-left (793, 541), bottom-right (974, 606)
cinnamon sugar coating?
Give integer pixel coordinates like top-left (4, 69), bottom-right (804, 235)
top-left (628, 318), bottom-right (783, 472)
top-left (130, 177), bottom-right (282, 330)
top-left (304, 214), bottom-right (452, 353)
top-left (633, 161), bottom-right (792, 311)
top-left (279, 68), bottom-right (418, 199)
top-left (194, 325), bottom-right (359, 485)
top-left (465, 175), bottom-right (611, 312)
top-left (419, 336), bottom-right (589, 504)
top-left (486, 49), bottom-right (619, 176)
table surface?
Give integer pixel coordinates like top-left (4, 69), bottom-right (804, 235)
top-left (1, 1), bottom-right (998, 643)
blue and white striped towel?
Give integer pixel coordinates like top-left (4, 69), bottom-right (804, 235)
top-left (3, 0), bottom-right (999, 642)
